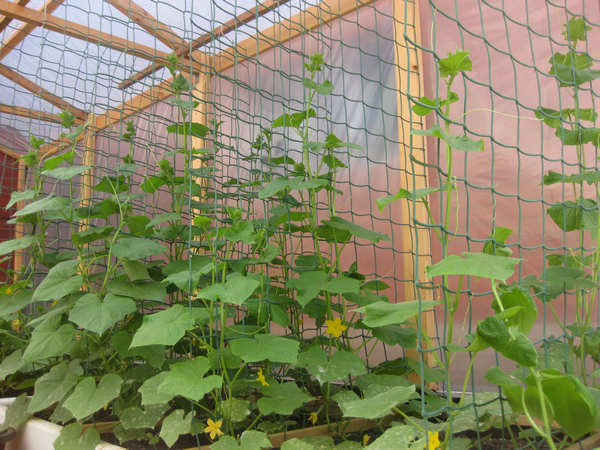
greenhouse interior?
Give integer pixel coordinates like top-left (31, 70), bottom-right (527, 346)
top-left (0, 0), bottom-right (599, 449)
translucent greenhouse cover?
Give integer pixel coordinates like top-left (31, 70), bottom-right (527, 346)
top-left (0, 0), bottom-right (320, 140)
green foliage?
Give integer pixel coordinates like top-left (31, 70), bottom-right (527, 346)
top-left (257, 382), bottom-right (312, 415)
top-left (63, 374), bottom-right (123, 420)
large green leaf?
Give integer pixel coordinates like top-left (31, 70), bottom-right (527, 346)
top-left (212, 430), bottom-right (272, 450)
top-left (139, 372), bottom-right (172, 405)
top-left (167, 122), bottom-right (210, 138)
top-left (257, 382), bottom-right (312, 415)
top-left (197, 274), bottom-right (259, 306)
top-left (286, 271), bottom-right (327, 307)
top-left (230, 334), bottom-right (299, 364)
top-left (42, 166), bottom-right (90, 180)
top-left (108, 279), bottom-right (166, 302)
top-left (160, 409), bottom-right (192, 448)
top-left (547, 199), bottom-right (598, 232)
top-left (324, 276), bottom-right (361, 294)
top-left (53, 422), bottom-right (100, 450)
top-left (218, 221), bottom-right (256, 244)
top-left (543, 170), bottom-right (600, 186)
top-left (28, 360), bottom-right (82, 413)
top-left (412, 125), bottom-right (484, 152)
top-left (14, 195), bottom-right (70, 217)
top-left (162, 261), bottom-right (213, 291)
top-left (550, 51), bottom-right (600, 87)
top-left (258, 177), bottom-right (291, 199)
top-left (112, 237), bottom-right (166, 260)
top-left (542, 373), bottom-right (597, 439)
top-left (357, 300), bottom-right (440, 328)
top-left (477, 317), bottom-right (537, 367)
top-left (220, 398), bottom-right (251, 423)
top-left (0, 289), bottom-right (35, 317)
top-left (337, 385), bottom-right (417, 419)
top-left (377, 186), bottom-right (441, 210)
top-left (272, 108), bottom-right (316, 128)
top-left (6, 189), bottom-right (36, 209)
top-left (322, 216), bottom-right (390, 243)
top-left (157, 357), bottom-right (222, 401)
top-left (438, 50), bottom-right (472, 78)
top-left (23, 318), bottom-right (75, 362)
top-left (0, 394), bottom-right (31, 432)
top-left (0, 350), bottom-right (24, 381)
top-left (120, 404), bottom-right (168, 430)
top-left (366, 425), bottom-right (425, 449)
top-left (130, 304), bottom-right (194, 347)
top-left (69, 293), bottom-right (136, 335)
top-left (63, 374), bottom-right (123, 420)
top-left (0, 235), bottom-right (36, 256)
top-left (110, 331), bottom-right (165, 369)
top-left (72, 225), bottom-right (114, 246)
top-left (492, 287), bottom-right (537, 334)
top-left (297, 347), bottom-right (366, 384)
top-left (427, 252), bottom-right (519, 282)
top-left (32, 260), bottom-right (82, 302)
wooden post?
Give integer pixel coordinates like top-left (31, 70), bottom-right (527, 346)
top-left (13, 159), bottom-right (26, 277)
top-left (78, 116), bottom-right (96, 231)
top-left (392, 0), bottom-right (436, 367)
top-left (191, 72), bottom-right (210, 214)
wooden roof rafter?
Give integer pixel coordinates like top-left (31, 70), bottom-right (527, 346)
top-left (0, 62), bottom-right (87, 120)
top-left (0, 104), bottom-right (65, 124)
top-left (118, 0), bottom-right (292, 89)
top-left (104, 0), bottom-right (186, 51)
top-left (0, 0), bottom-right (65, 61)
top-left (0, 0), bottom-right (205, 72)
top-left (0, 0), bottom-right (30, 35)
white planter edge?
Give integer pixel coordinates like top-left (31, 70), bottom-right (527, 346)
top-left (0, 399), bottom-right (123, 450)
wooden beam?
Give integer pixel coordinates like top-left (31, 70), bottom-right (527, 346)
top-left (78, 115), bottom-right (96, 231)
top-left (0, 144), bottom-right (23, 160)
top-left (0, 104), bottom-right (63, 123)
top-left (13, 159), bottom-right (26, 277)
top-left (104, 0), bottom-right (185, 50)
top-left (0, 0), bottom-right (202, 72)
top-left (118, 0), bottom-right (292, 89)
top-left (212, 0), bottom-right (376, 73)
top-left (0, 63), bottom-right (87, 120)
top-left (0, 0), bottom-right (30, 35)
top-left (0, 0), bottom-right (64, 61)
top-left (391, 0), bottom-right (435, 369)
top-left (41, 0), bottom-right (373, 155)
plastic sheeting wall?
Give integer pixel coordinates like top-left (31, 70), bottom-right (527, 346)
top-left (420, 0), bottom-right (600, 389)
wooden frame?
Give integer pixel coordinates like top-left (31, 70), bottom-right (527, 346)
top-left (0, 104), bottom-right (64, 124)
top-left (104, 0), bottom-right (186, 50)
top-left (0, 63), bottom-right (86, 120)
top-left (391, 0), bottom-right (436, 369)
top-left (118, 0), bottom-right (292, 89)
top-left (0, 0), bottom-right (30, 35)
top-left (0, 0), bottom-right (65, 60)
top-left (0, 0), bottom-right (203, 72)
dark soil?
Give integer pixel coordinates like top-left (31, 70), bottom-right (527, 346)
top-left (101, 432), bottom-right (205, 449)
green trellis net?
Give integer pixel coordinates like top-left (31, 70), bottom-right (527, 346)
top-left (0, 0), bottom-right (598, 448)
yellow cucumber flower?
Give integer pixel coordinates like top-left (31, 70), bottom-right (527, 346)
top-left (204, 418), bottom-right (224, 440)
top-left (325, 317), bottom-right (347, 338)
top-left (426, 431), bottom-right (440, 450)
top-left (256, 368), bottom-right (270, 387)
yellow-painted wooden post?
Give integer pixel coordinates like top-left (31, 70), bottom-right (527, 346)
top-left (392, 0), bottom-right (436, 368)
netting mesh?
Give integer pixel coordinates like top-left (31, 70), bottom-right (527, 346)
top-left (1, 0), bottom-right (600, 448)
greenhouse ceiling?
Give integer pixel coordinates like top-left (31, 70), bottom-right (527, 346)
top-left (0, 0), bottom-right (370, 152)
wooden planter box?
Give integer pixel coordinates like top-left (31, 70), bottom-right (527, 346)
top-left (0, 400), bottom-right (123, 450)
